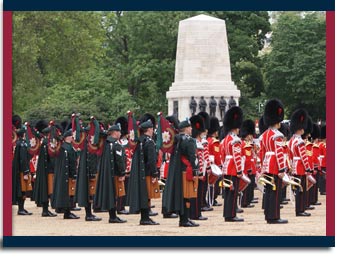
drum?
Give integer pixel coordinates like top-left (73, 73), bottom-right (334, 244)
top-left (238, 174), bottom-right (251, 192)
top-left (306, 174), bottom-right (316, 191)
top-left (208, 164), bottom-right (222, 185)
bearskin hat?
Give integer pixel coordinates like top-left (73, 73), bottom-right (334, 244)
top-left (208, 116), bottom-right (220, 135)
top-left (302, 116), bottom-right (313, 139)
top-left (190, 115), bottom-right (205, 138)
top-left (35, 120), bottom-right (48, 133)
top-left (311, 123), bottom-right (321, 140)
top-left (223, 106), bottom-right (243, 132)
top-left (12, 114), bottom-right (22, 129)
top-left (289, 108), bottom-right (308, 134)
top-left (279, 122), bottom-right (290, 138)
top-left (264, 99), bottom-right (284, 126)
top-left (198, 111), bottom-right (210, 131)
top-left (115, 116), bottom-right (128, 135)
top-left (139, 113), bottom-right (156, 128)
top-left (320, 125), bottom-right (326, 139)
top-left (166, 115), bottom-right (179, 130)
top-left (258, 116), bottom-right (267, 135)
top-left (240, 119), bottom-right (255, 139)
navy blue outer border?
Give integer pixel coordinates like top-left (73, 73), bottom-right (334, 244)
top-left (3, 236), bottom-right (335, 247)
top-left (3, 0), bottom-right (335, 11)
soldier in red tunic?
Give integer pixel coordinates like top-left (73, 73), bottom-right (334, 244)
top-left (319, 125), bottom-right (326, 195)
top-left (260, 99), bottom-right (288, 224)
top-left (288, 109), bottom-right (313, 217)
top-left (239, 119), bottom-right (256, 209)
top-left (220, 106), bottom-right (244, 222)
top-left (207, 116), bottom-right (222, 207)
top-left (311, 123), bottom-right (322, 205)
top-left (189, 115), bottom-right (210, 221)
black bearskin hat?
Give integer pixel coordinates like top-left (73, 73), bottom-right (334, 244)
top-left (279, 122), bottom-right (290, 138)
top-left (190, 115), bottom-right (205, 138)
top-left (139, 113), bottom-right (156, 128)
top-left (35, 120), bottom-right (48, 133)
top-left (302, 116), bottom-right (313, 139)
top-left (12, 114), bottom-right (22, 129)
top-left (166, 115), bottom-right (179, 130)
top-left (258, 116), bottom-right (267, 135)
top-left (320, 125), bottom-right (326, 139)
top-left (115, 116), bottom-right (128, 135)
top-left (240, 119), bottom-right (255, 139)
top-left (289, 108), bottom-right (308, 134)
top-left (223, 106), bottom-right (243, 132)
top-left (264, 99), bottom-right (284, 126)
top-left (311, 123), bottom-right (321, 140)
top-left (208, 116), bottom-right (220, 135)
top-left (198, 111), bottom-right (210, 131)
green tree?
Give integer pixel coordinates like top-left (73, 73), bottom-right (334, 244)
top-left (263, 12), bottom-right (326, 121)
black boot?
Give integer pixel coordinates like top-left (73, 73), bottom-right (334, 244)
top-left (85, 203), bottom-right (101, 221)
top-left (42, 202), bottom-right (57, 217)
top-left (140, 209), bottom-right (159, 225)
top-left (109, 208), bottom-right (126, 223)
top-left (179, 207), bottom-right (199, 227)
top-left (17, 198), bottom-right (32, 215)
top-left (63, 208), bottom-right (80, 219)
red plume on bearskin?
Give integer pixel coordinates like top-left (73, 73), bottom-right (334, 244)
top-left (190, 114), bottom-right (205, 138)
top-left (127, 111), bottom-right (139, 151)
top-left (156, 112), bottom-right (176, 154)
top-left (264, 99), bottom-right (284, 126)
top-left (223, 106), bottom-right (243, 132)
top-left (24, 122), bottom-right (41, 156)
top-left (289, 108), bottom-right (308, 134)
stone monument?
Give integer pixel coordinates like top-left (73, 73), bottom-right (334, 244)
top-left (166, 14), bottom-right (240, 121)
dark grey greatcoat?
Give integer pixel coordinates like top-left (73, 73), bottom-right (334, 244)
top-left (94, 136), bottom-right (125, 211)
top-left (51, 142), bottom-right (77, 209)
top-left (162, 134), bottom-right (198, 216)
top-left (32, 137), bottom-right (54, 206)
top-left (127, 134), bottom-right (158, 214)
top-left (12, 138), bottom-right (31, 204)
top-left (75, 137), bottom-right (99, 207)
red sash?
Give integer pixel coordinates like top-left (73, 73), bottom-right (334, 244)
top-left (181, 155), bottom-right (193, 181)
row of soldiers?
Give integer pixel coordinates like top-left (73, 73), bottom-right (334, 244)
top-left (12, 98), bottom-right (326, 227)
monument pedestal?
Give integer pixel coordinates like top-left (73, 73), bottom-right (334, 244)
top-left (166, 14), bottom-right (240, 121)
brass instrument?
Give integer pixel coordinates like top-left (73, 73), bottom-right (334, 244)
top-left (282, 173), bottom-right (303, 192)
top-left (219, 178), bottom-right (233, 189)
top-left (257, 174), bottom-right (276, 191)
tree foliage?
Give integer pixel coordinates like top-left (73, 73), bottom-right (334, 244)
top-left (263, 12), bottom-right (326, 121)
top-left (12, 11), bottom-right (325, 125)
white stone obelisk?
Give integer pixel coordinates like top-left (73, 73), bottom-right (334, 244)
top-left (166, 14), bottom-right (240, 121)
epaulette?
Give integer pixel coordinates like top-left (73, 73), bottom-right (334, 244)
top-left (212, 138), bottom-right (220, 144)
top-left (231, 134), bottom-right (241, 145)
top-left (272, 128), bottom-right (284, 140)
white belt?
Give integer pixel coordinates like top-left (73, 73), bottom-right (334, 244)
top-left (293, 157), bottom-right (301, 161)
top-left (265, 151), bottom-right (275, 155)
top-left (319, 155), bottom-right (325, 158)
top-left (225, 155), bottom-right (233, 159)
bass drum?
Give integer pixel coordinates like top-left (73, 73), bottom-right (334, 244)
top-left (208, 164), bottom-right (222, 185)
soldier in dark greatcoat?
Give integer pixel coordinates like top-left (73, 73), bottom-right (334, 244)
top-left (94, 124), bottom-right (127, 223)
top-left (32, 120), bottom-right (57, 217)
top-left (163, 119), bottom-right (200, 227)
top-left (127, 119), bottom-right (160, 225)
top-left (12, 115), bottom-right (33, 215)
top-left (51, 124), bottom-right (80, 219)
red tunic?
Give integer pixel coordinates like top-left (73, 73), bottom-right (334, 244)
top-left (259, 128), bottom-right (286, 175)
top-left (220, 133), bottom-right (242, 176)
top-left (312, 142), bottom-right (321, 171)
top-left (241, 140), bottom-right (254, 175)
top-left (207, 137), bottom-right (222, 166)
top-left (319, 141), bottom-right (326, 168)
top-left (288, 134), bottom-right (312, 176)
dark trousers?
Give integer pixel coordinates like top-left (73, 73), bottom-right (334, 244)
top-left (223, 176), bottom-right (239, 219)
top-left (190, 179), bottom-right (204, 219)
top-left (248, 174), bottom-right (255, 203)
top-left (264, 174), bottom-right (282, 221)
top-left (311, 172), bottom-right (320, 204)
top-left (295, 175), bottom-right (306, 214)
top-left (319, 168), bottom-right (326, 194)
